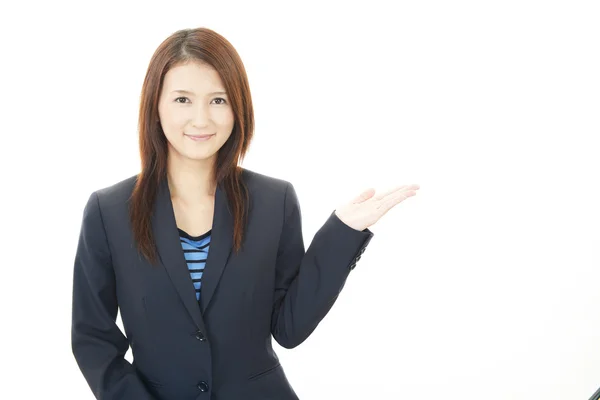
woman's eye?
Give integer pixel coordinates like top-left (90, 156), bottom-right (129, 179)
top-left (175, 97), bottom-right (189, 103)
top-left (212, 97), bottom-right (227, 105)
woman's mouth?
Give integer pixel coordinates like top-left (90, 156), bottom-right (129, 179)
top-left (185, 134), bottom-right (215, 142)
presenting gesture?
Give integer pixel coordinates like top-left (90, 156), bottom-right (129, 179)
top-left (334, 184), bottom-right (420, 231)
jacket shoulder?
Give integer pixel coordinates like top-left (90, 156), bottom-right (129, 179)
top-left (241, 167), bottom-right (291, 193)
top-left (93, 173), bottom-right (139, 207)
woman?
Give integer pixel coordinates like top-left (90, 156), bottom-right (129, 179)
top-left (71, 27), bottom-right (419, 400)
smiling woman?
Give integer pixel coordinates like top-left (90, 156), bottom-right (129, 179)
top-left (71, 26), bottom-right (399, 400)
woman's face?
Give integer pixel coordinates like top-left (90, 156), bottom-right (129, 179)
top-left (158, 61), bottom-right (235, 164)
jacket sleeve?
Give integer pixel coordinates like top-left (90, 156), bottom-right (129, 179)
top-left (71, 191), bottom-right (156, 399)
top-left (271, 182), bottom-right (374, 349)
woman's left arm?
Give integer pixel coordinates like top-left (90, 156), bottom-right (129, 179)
top-left (270, 182), bottom-right (419, 349)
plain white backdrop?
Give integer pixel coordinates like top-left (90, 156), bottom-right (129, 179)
top-left (0, 1), bottom-right (598, 399)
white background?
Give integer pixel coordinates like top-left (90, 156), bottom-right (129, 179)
top-left (1, 1), bottom-right (599, 399)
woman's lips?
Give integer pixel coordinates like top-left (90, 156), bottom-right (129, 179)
top-left (185, 134), bottom-right (215, 141)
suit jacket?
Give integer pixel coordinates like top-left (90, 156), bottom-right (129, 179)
top-left (71, 168), bottom-right (374, 400)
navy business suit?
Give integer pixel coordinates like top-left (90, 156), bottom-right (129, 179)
top-left (71, 168), bottom-right (374, 399)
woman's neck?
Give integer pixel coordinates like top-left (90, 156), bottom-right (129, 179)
top-left (167, 160), bottom-right (216, 204)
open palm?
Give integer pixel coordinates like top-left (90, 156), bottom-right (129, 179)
top-left (334, 184), bottom-right (420, 231)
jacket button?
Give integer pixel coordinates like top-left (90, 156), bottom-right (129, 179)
top-left (349, 262), bottom-right (357, 270)
top-left (197, 381), bottom-right (209, 392)
top-left (195, 330), bottom-right (206, 341)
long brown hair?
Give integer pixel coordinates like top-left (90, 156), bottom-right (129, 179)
top-left (129, 27), bottom-right (254, 265)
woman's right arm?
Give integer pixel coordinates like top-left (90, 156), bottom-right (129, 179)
top-left (71, 191), bottom-right (156, 400)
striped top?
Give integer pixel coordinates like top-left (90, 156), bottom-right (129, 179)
top-left (177, 227), bottom-right (212, 303)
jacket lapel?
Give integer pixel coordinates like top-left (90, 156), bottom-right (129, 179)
top-left (198, 180), bottom-right (234, 315)
top-left (152, 175), bottom-right (234, 329)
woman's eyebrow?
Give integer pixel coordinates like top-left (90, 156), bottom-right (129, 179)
top-left (170, 89), bottom-right (227, 95)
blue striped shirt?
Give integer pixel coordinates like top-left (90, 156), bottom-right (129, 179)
top-left (177, 228), bottom-right (212, 303)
